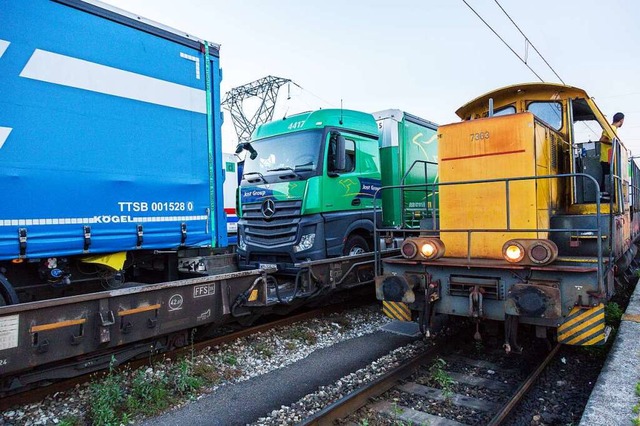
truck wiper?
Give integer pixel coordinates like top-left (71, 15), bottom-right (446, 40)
top-left (293, 162), bottom-right (314, 171)
top-left (243, 171), bottom-right (266, 183)
top-left (267, 167), bottom-right (302, 179)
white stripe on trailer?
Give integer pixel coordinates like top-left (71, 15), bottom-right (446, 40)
top-left (0, 127), bottom-right (12, 150)
top-left (20, 49), bottom-right (207, 114)
top-left (1, 215), bottom-right (208, 226)
top-left (180, 52), bottom-right (200, 79)
top-left (0, 39), bottom-right (9, 59)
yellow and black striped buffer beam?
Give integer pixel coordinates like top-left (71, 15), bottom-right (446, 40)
top-left (558, 303), bottom-right (606, 346)
top-left (383, 301), bottom-right (411, 322)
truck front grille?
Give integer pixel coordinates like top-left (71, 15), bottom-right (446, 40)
top-left (241, 200), bottom-right (302, 247)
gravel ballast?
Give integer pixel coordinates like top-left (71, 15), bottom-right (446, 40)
top-left (1, 305), bottom-right (404, 425)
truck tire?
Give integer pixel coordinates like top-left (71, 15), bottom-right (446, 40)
top-left (343, 235), bottom-right (370, 256)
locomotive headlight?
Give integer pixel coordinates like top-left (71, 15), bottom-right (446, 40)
top-left (503, 242), bottom-right (524, 263)
top-left (420, 241), bottom-right (437, 258)
top-left (502, 239), bottom-right (558, 265)
top-left (400, 240), bottom-right (418, 259)
top-left (400, 237), bottom-right (445, 260)
top-left (528, 241), bottom-right (557, 264)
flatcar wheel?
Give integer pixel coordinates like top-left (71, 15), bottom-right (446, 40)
top-left (237, 313), bottom-right (262, 327)
top-left (0, 272), bottom-right (20, 305)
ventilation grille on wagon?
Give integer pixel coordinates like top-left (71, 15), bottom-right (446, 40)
top-left (448, 275), bottom-right (501, 300)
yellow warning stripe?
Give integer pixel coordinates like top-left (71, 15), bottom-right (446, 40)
top-left (565, 322), bottom-right (604, 345)
top-left (555, 257), bottom-right (600, 263)
top-left (622, 313), bottom-right (640, 323)
top-left (582, 333), bottom-right (605, 346)
top-left (383, 303), bottom-right (400, 319)
top-left (383, 301), bottom-right (411, 321)
top-left (383, 306), bottom-right (409, 321)
top-left (558, 306), bottom-right (602, 331)
top-left (558, 304), bottom-right (606, 346)
top-left (118, 304), bottom-right (161, 317)
top-left (392, 302), bottom-right (411, 321)
top-left (559, 312), bottom-right (603, 340)
top-left (30, 318), bottom-right (86, 333)
top-left (383, 302), bottom-right (407, 320)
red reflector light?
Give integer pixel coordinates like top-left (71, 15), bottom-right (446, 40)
top-left (401, 241), bottom-right (417, 258)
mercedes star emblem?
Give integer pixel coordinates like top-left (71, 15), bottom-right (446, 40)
top-left (261, 199), bottom-right (276, 218)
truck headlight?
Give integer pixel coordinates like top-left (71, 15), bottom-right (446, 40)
top-left (238, 233), bottom-right (247, 251)
top-left (294, 233), bottom-right (315, 253)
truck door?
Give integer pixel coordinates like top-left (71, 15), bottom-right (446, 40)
top-left (322, 133), bottom-right (363, 256)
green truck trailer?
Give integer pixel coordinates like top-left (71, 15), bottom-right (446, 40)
top-left (236, 108), bottom-right (438, 273)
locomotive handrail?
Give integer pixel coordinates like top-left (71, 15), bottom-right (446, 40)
top-left (401, 159), bottom-right (438, 185)
top-left (373, 172), bottom-right (611, 294)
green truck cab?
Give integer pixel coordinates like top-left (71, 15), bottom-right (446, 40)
top-left (236, 109), bottom-right (438, 273)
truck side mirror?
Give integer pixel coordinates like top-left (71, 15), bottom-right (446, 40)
top-left (329, 132), bottom-right (346, 173)
top-left (236, 142), bottom-right (258, 160)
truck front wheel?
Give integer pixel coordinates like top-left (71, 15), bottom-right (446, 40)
top-left (343, 234), bottom-right (370, 256)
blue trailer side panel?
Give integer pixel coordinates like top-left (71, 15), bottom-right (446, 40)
top-left (0, 0), bottom-right (225, 260)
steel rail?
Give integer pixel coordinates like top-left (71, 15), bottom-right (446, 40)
top-left (298, 343), bottom-right (447, 426)
top-left (487, 343), bottom-right (561, 425)
top-left (299, 341), bottom-right (560, 426)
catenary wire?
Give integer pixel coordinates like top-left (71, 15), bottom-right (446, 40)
top-left (461, 0), bottom-right (544, 82)
top-left (493, 0), bottom-right (565, 84)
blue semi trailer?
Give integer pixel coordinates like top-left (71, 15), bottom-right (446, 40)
top-left (0, 0), bottom-right (227, 304)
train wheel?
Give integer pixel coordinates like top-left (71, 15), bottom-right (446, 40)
top-left (0, 272), bottom-right (20, 305)
top-left (343, 235), bottom-right (370, 256)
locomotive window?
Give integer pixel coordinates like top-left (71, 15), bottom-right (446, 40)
top-left (527, 102), bottom-right (563, 131)
top-left (493, 105), bottom-right (515, 117)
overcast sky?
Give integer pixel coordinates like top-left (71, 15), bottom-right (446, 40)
top-left (102, 0), bottom-right (640, 155)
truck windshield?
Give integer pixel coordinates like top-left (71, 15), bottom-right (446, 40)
top-left (243, 129), bottom-right (323, 177)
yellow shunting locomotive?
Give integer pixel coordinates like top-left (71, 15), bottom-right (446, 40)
top-left (376, 83), bottom-right (640, 351)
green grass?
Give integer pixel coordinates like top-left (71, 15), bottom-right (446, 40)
top-left (171, 358), bottom-right (204, 396)
top-left (125, 368), bottom-right (171, 415)
top-left (633, 382), bottom-right (640, 425)
top-left (285, 326), bottom-right (318, 345)
top-left (223, 354), bottom-right (238, 365)
top-left (254, 342), bottom-right (275, 357)
top-left (429, 358), bottom-right (454, 398)
top-left (87, 355), bottom-right (206, 425)
top-left (605, 302), bottom-right (623, 326)
top-left (57, 416), bottom-right (82, 426)
top-left (88, 358), bottom-right (127, 426)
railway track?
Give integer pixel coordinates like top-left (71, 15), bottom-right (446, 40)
top-left (300, 333), bottom-right (560, 426)
top-left (0, 305), bottom-right (340, 412)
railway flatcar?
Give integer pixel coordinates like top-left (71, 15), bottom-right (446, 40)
top-left (376, 83), bottom-right (640, 351)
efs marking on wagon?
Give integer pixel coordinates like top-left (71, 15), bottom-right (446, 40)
top-left (193, 284), bottom-right (215, 298)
